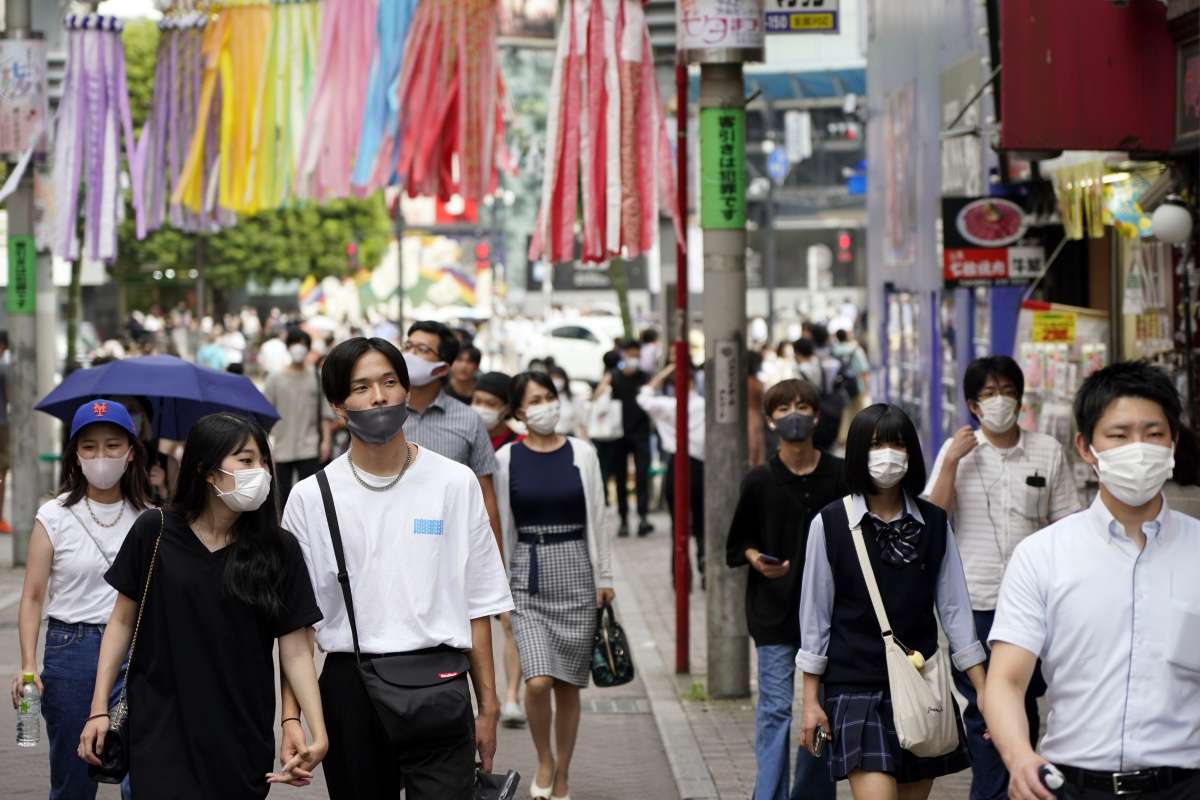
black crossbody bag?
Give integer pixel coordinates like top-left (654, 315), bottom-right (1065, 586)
top-left (315, 470), bottom-right (474, 747)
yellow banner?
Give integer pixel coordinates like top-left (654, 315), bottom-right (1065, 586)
top-left (1031, 311), bottom-right (1077, 344)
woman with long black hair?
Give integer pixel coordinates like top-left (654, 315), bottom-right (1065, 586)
top-left (79, 413), bottom-right (328, 798)
top-left (12, 399), bottom-right (150, 800)
top-left (796, 404), bottom-right (986, 800)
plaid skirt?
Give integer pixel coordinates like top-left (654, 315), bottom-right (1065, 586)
top-left (823, 688), bottom-right (970, 784)
top-left (510, 537), bottom-right (596, 687)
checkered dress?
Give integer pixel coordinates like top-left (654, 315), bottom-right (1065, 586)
top-left (510, 531), bottom-right (596, 688)
top-left (823, 689), bottom-right (970, 784)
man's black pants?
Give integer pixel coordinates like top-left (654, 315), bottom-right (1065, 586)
top-left (614, 434), bottom-right (651, 520)
top-left (320, 653), bottom-right (475, 799)
top-left (276, 457), bottom-right (320, 505)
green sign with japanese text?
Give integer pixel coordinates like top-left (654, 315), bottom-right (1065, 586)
top-left (700, 107), bottom-right (746, 229)
top-left (6, 235), bottom-right (36, 315)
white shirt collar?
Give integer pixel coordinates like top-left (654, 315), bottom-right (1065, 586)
top-left (849, 492), bottom-right (925, 527)
top-left (1087, 492), bottom-right (1169, 545)
top-left (975, 426), bottom-right (1026, 457)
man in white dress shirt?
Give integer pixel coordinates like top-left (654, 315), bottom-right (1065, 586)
top-left (925, 355), bottom-right (1081, 800)
top-left (984, 362), bottom-right (1200, 800)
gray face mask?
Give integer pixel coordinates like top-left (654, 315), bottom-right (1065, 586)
top-left (344, 404), bottom-right (409, 445)
top-left (774, 412), bottom-right (816, 443)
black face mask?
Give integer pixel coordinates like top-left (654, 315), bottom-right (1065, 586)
top-left (344, 404), bottom-right (409, 445)
top-left (774, 412), bottom-right (816, 443)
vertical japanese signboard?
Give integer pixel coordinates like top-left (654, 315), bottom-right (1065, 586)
top-left (0, 39), bottom-right (49, 156)
top-left (6, 235), bottom-right (37, 315)
top-left (700, 108), bottom-right (745, 229)
top-left (678, 0), bottom-right (766, 55)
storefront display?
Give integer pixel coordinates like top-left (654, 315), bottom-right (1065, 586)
top-left (885, 288), bottom-right (925, 435)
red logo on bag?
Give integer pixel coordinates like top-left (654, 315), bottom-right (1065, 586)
top-left (438, 671), bottom-right (461, 679)
top-left (92, 401), bottom-right (108, 417)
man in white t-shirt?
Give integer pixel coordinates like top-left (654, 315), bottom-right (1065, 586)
top-left (279, 337), bottom-right (513, 799)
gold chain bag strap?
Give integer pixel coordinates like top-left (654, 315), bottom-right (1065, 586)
top-left (89, 508), bottom-right (165, 784)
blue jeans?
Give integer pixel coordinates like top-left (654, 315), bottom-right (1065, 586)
top-left (754, 645), bottom-right (835, 800)
top-left (41, 619), bottom-right (132, 800)
top-left (953, 610), bottom-right (1045, 800)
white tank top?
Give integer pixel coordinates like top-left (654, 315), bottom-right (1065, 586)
top-left (36, 494), bottom-right (141, 625)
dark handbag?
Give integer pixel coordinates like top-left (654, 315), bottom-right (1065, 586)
top-left (89, 508), bottom-right (165, 784)
top-left (475, 767), bottom-right (521, 800)
top-left (591, 602), bottom-right (635, 688)
top-left (316, 470), bottom-right (474, 747)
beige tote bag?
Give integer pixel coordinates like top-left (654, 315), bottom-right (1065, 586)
top-left (844, 497), bottom-right (959, 758)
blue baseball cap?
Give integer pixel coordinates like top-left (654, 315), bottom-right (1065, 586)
top-left (70, 398), bottom-right (138, 440)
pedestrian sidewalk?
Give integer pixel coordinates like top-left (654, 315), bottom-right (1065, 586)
top-left (616, 511), bottom-right (975, 800)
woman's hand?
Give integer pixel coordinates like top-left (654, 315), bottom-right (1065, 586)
top-left (800, 700), bottom-right (830, 757)
top-left (267, 722), bottom-right (327, 787)
top-left (78, 714), bottom-right (110, 766)
top-left (10, 671), bottom-right (42, 709)
top-left (596, 587), bottom-right (616, 608)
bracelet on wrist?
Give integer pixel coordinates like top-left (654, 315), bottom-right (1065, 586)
top-left (281, 716), bottom-right (302, 727)
top-left (86, 713), bottom-right (110, 722)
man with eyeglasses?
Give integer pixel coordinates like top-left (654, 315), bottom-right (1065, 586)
top-left (923, 355), bottom-right (1081, 800)
top-left (401, 321), bottom-right (503, 553)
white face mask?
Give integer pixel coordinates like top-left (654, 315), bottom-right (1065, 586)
top-left (552, 377), bottom-right (566, 392)
top-left (403, 352), bottom-right (446, 387)
top-left (214, 467), bottom-right (272, 512)
top-left (524, 401), bottom-right (561, 435)
top-left (1090, 442), bottom-right (1175, 508)
top-left (288, 344), bottom-right (308, 364)
top-left (977, 395), bottom-right (1019, 434)
top-left (868, 448), bottom-right (909, 489)
top-left (473, 405), bottom-right (502, 429)
top-left (80, 450), bottom-right (131, 490)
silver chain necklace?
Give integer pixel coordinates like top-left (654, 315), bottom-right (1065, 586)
top-left (85, 496), bottom-right (124, 529)
top-left (348, 444), bottom-right (414, 492)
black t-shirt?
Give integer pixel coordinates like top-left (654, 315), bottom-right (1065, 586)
top-left (725, 453), bottom-right (847, 646)
top-left (609, 368), bottom-right (650, 439)
top-left (105, 509), bottom-right (322, 800)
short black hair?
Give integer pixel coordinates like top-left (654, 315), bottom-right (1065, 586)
top-left (285, 328), bottom-right (312, 349)
top-left (620, 338), bottom-right (641, 352)
top-left (794, 339), bottom-right (815, 358)
top-left (1073, 360), bottom-right (1182, 444)
top-left (603, 351), bottom-right (621, 371)
top-left (509, 371), bottom-right (558, 413)
top-left (639, 328), bottom-right (660, 344)
top-left (963, 356), bottom-right (1025, 419)
top-left (408, 320), bottom-right (461, 365)
top-left (835, 329), bottom-right (849, 343)
top-left (322, 337), bottom-right (410, 405)
top-left (763, 378), bottom-right (821, 418)
top-left (458, 345), bottom-right (482, 366)
top-left (844, 403), bottom-right (927, 497)
top-left (810, 323), bottom-right (830, 349)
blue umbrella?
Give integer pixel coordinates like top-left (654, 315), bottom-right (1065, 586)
top-left (36, 355), bottom-right (280, 440)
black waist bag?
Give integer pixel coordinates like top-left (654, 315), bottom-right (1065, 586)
top-left (317, 470), bottom-right (474, 747)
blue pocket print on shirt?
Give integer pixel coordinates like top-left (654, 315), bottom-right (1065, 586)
top-left (413, 518), bottom-right (444, 536)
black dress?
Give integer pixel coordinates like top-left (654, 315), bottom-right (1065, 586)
top-left (105, 509), bottom-right (322, 800)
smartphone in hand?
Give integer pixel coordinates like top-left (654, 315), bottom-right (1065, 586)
top-left (757, 553), bottom-right (783, 565)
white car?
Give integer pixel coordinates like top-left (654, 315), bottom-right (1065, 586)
top-left (535, 317), bottom-right (626, 383)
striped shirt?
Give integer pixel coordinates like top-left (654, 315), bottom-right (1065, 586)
top-left (403, 389), bottom-right (498, 477)
top-left (924, 428), bottom-right (1081, 610)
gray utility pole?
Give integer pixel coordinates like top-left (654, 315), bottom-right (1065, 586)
top-left (5, 0), bottom-right (42, 566)
top-left (700, 61), bottom-right (750, 699)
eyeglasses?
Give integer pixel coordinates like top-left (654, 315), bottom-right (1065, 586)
top-left (401, 340), bottom-right (437, 359)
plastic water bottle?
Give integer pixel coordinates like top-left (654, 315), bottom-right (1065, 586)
top-left (16, 673), bottom-right (40, 747)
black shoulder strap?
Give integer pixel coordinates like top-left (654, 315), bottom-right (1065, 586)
top-left (316, 469), bottom-right (362, 663)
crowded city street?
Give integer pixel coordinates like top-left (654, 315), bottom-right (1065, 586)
top-left (1, 1), bottom-right (1198, 799)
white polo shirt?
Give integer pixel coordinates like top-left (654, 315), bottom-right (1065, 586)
top-left (990, 495), bottom-right (1200, 771)
top-left (924, 428), bottom-right (1081, 610)
top-left (282, 448), bottom-right (514, 655)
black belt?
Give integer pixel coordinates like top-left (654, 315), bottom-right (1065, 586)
top-left (517, 529), bottom-right (584, 595)
top-left (1056, 764), bottom-right (1200, 796)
